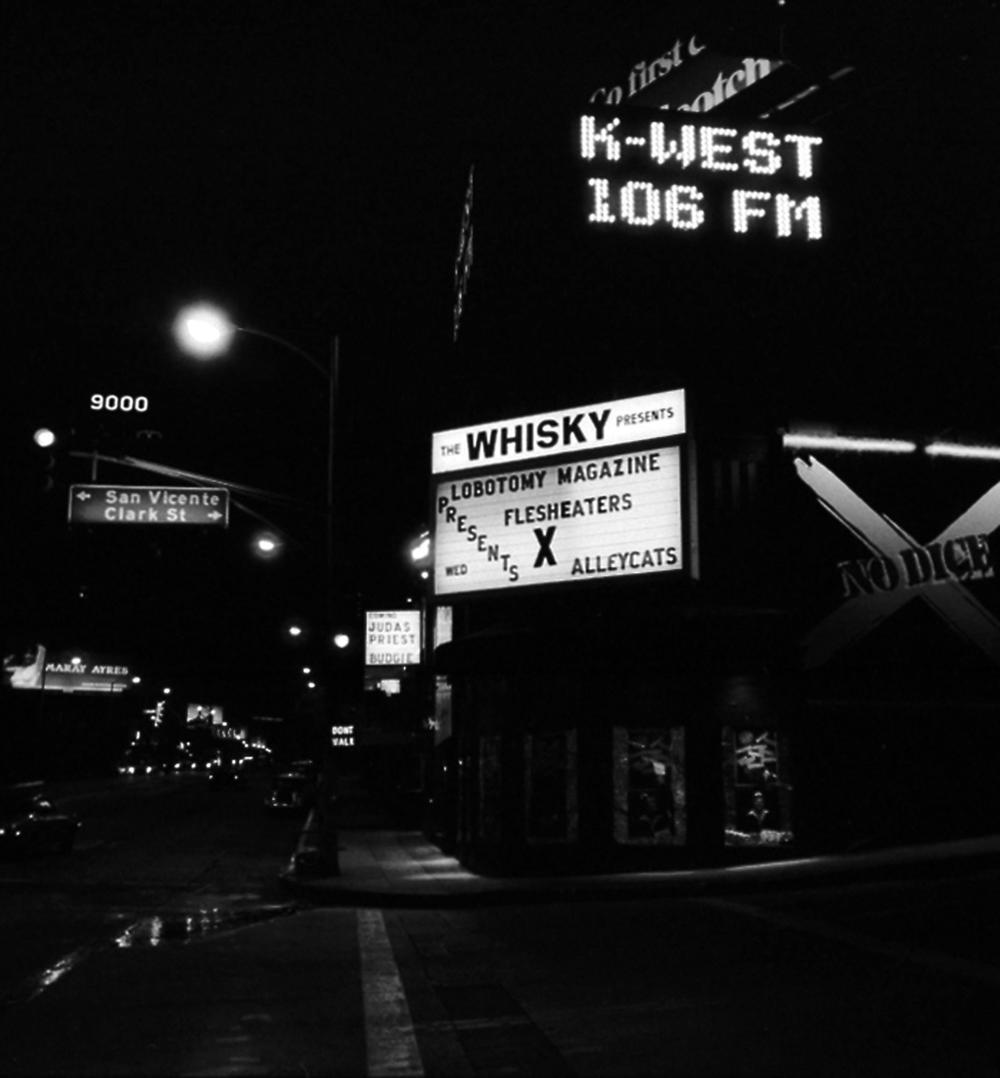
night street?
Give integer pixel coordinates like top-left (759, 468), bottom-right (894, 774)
top-left (0, 773), bottom-right (300, 1013)
top-left (5, 1), bottom-right (1000, 1074)
top-left (2, 778), bottom-right (1000, 1076)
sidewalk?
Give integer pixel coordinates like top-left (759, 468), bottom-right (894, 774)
top-left (280, 814), bottom-right (1000, 908)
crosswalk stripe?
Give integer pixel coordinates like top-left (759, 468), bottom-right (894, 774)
top-left (357, 909), bottom-right (425, 1077)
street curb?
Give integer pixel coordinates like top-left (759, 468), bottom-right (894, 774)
top-left (278, 832), bottom-right (1000, 909)
top-left (284, 808), bottom-right (340, 879)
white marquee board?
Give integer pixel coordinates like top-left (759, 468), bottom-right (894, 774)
top-left (432, 389), bottom-right (685, 475)
top-left (434, 444), bottom-right (684, 596)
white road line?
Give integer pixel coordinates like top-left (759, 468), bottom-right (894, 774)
top-left (357, 909), bottom-right (425, 1078)
top-left (701, 896), bottom-right (1000, 989)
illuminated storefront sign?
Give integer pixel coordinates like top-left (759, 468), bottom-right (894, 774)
top-left (433, 389), bottom-right (685, 475)
top-left (433, 390), bottom-right (687, 597)
top-left (435, 444), bottom-right (684, 596)
top-left (796, 455), bottom-right (1000, 667)
top-left (577, 111), bottom-right (824, 241)
top-left (365, 610), bottom-right (422, 666)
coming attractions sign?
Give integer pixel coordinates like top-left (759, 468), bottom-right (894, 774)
top-left (432, 389), bottom-right (688, 596)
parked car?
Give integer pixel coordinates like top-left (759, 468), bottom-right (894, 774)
top-left (0, 784), bottom-right (80, 857)
top-left (265, 770), bottom-right (315, 812)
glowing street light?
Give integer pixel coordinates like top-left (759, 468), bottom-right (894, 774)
top-left (252, 531), bottom-right (284, 560)
top-left (333, 632), bottom-right (350, 650)
top-left (171, 299), bottom-right (339, 609)
top-left (172, 303), bottom-right (236, 358)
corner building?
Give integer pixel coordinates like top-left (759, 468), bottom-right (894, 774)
top-left (426, 3), bottom-right (1000, 873)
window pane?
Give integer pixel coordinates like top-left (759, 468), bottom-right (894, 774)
top-left (613, 727), bottom-right (686, 845)
top-left (526, 730), bottom-right (578, 842)
top-left (723, 727), bottom-right (794, 847)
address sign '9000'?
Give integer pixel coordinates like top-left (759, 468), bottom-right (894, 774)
top-left (577, 112), bottom-right (824, 241)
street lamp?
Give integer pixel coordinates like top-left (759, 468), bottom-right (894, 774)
top-left (173, 300), bottom-right (344, 876)
top-left (172, 301), bottom-right (339, 614)
top-left (252, 531), bottom-right (284, 560)
top-left (172, 304), bottom-right (236, 357)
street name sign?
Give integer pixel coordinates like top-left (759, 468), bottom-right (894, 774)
top-left (68, 485), bottom-right (229, 527)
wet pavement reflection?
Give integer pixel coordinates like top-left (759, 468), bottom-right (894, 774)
top-left (7, 902), bottom-right (297, 1009)
top-left (113, 903), bottom-right (296, 948)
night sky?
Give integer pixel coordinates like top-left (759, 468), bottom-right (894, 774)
top-left (4, 1), bottom-right (998, 696)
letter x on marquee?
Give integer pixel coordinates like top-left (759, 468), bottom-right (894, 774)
top-left (534, 526), bottom-right (557, 568)
top-left (796, 456), bottom-right (1000, 668)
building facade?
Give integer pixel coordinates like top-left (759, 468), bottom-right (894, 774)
top-left (422, 7), bottom-right (1000, 872)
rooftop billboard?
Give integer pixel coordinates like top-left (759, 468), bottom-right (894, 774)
top-left (3, 646), bottom-right (134, 693)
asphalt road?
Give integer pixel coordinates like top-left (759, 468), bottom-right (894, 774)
top-left (0, 772), bottom-right (301, 1010)
top-left (3, 775), bottom-right (1000, 1075)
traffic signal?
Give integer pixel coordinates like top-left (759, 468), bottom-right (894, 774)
top-left (32, 428), bottom-right (58, 493)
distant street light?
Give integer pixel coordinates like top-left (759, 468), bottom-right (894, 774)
top-left (333, 632), bottom-right (350, 650)
top-left (252, 531), bottom-right (284, 560)
top-left (33, 427), bottom-right (57, 448)
top-left (287, 625), bottom-right (304, 638)
top-left (409, 531), bottom-right (431, 564)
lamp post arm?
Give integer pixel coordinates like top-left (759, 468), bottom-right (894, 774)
top-left (236, 326), bottom-right (330, 382)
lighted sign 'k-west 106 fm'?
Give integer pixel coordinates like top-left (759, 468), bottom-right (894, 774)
top-left (433, 390), bottom-right (687, 597)
top-left (578, 112), bottom-right (824, 241)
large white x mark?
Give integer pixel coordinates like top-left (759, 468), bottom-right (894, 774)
top-left (796, 456), bottom-right (1000, 668)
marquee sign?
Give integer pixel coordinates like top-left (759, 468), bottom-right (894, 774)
top-left (796, 456), bottom-right (1000, 668)
top-left (365, 610), bottom-right (422, 667)
top-left (433, 390), bottom-right (687, 598)
top-left (433, 389), bottom-right (685, 475)
top-left (577, 110), bottom-right (824, 241)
